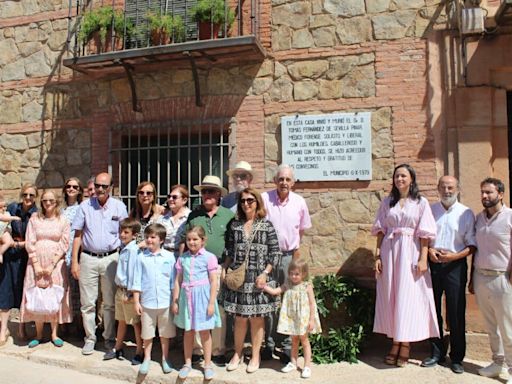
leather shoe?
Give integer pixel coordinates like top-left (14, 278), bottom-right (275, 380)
top-left (451, 362), bottom-right (464, 374)
top-left (421, 356), bottom-right (445, 367)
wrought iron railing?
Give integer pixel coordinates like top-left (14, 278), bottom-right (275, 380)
top-left (67, 0), bottom-right (261, 57)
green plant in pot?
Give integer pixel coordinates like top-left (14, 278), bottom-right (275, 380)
top-left (78, 6), bottom-right (131, 53)
top-left (146, 11), bottom-right (185, 45)
top-left (190, 0), bottom-right (235, 40)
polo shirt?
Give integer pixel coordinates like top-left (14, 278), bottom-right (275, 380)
top-left (72, 196), bottom-right (128, 253)
top-left (184, 205), bottom-right (234, 259)
top-left (129, 247), bottom-right (175, 309)
top-left (474, 205), bottom-right (512, 271)
top-left (431, 201), bottom-right (476, 253)
top-left (262, 189), bottom-right (311, 252)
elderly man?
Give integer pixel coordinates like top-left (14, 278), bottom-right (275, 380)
top-left (183, 175), bottom-right (235, 366)
top-left (221, 161), bottom-right (253, 212)
top-left (261, 164), bottom-right (311, 362)
top-left (71, 172), bottom-right (128, 355)
top-left (421, 176), bottom-right (476, 374)
top-left (473, 178), bottom-right (512, 382)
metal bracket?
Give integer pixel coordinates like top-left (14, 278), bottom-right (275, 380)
top-left (183, 51), bottom-right (203, 107)
top-left (117, 60), bottom-right (142, 112)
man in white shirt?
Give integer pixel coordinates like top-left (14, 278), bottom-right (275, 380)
top-left (421, 176), bottom-right (476, 374)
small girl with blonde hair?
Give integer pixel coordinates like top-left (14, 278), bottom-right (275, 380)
top-left (263, 258), bottom-right (321, 379)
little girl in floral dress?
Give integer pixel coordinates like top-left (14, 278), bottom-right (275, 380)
top-left (263, 258), bottom-right (322, 379)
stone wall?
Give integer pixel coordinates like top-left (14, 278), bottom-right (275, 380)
top-left (0, 0), bottom-right (447, 276)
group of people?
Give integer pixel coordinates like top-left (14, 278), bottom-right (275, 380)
top-left (1, 160), bottom-right (511, 382)
top-left (0, 161), bottom-right (319, 380)
top-left (373, 164), bottom-right (512, 384)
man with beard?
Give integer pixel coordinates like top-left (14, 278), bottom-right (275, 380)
top-left (421, 176), bottom-right (476, 374)
top-left (473, 177), bottom-right (512, 382)
top-left (221, 161), bottom-right (253, 212)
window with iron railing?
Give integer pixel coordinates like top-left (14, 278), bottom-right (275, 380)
top-left (109, 119), bottom-right (231, 211)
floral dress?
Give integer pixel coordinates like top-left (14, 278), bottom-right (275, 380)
top-left (277, 281), bottom-right (322, 336)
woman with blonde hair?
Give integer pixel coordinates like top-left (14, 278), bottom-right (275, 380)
top-left (20, 190), bottom-right (71, 348)
top-left (130, 181), bottom-right (164, 242)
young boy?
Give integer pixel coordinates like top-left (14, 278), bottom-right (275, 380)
top-left (0, 195), bottom-right (21, 264)
top-left (103, 218), bottom-right (144, 364)
top-left (130, 223), bottom-right (176, 375)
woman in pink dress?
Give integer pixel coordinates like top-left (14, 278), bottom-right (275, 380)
top-left (373, 164), bottom-right (439, 367)
top-left (20, 191), bottom-right (71, 348)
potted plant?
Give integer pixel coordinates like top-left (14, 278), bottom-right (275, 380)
top-left (190, 0), bottom-right (235, 40)
top-left (78, 6), bottom-right (132, 54)
top-left (146, 11), bottom-right (185, 45)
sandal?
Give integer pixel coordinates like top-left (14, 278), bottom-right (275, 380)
top-left (397, 344), bottom-right (410, 367)
top-left (384, 342), bottom-right (400, 365)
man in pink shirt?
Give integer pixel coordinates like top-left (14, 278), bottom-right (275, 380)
top-left (261, 164), bottom-right (311, 362)
top-left (473, 177), bottom-right (512, 383)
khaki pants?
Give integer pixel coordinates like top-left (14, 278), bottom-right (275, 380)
top-left (79, 251), bottom-right (118, 343)
top-left (474, 270), bottom-right (512, 373)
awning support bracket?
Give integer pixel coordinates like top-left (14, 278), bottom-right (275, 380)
top-left (183, 51), bottom-right (203, 107)
top-left (117, 60), bottom-right (142, 112)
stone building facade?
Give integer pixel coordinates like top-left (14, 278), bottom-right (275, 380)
top-left (0, 0), bottom-right (510, 279)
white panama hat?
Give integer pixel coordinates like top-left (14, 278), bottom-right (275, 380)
top-left (226, 161), bottom-right (253, 178)
top-left (193, 175), bottom-right (228, 197)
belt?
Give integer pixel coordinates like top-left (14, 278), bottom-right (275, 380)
top-left (282, 250), bottom-right (295, 256)
top-left (82, 248), bottom-right (119, 258)
top-left (477, 268), bottom-right (507, 277)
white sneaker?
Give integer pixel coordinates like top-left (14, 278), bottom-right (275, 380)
top-left (301, 367), bottom-right (311, 379)
top-left (478, 362), bottom-right (505, 378)
top-left (281, 362), bottom-right (297, 373)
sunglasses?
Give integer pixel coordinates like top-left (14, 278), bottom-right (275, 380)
top-left (138, 191), bottom-right (154, 196)
top-left (41, 199), bottom-right (56, 204)
top-left (233, 173), bottom-right (250, 180)
top-left (22, 193), bottom-right (36, 198)
top-left (94, 183), bottom-right (110, 190)
top-left (201, 188), bottom-right (218, 195)
top-left (240, 198), bottom-right (256, 205)
top-left (167, 194), bottom-right (182, 200)
top-left (66, 185), bottom-right (79, 190)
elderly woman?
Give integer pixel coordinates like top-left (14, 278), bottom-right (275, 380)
top-left (373, 164), bottom-right (438, 367)
top-left (21, 190), bottom-right (71, 347)
top-left (130, 181), bottom-right (164, 242)
top-left (0, 184), bottom-right (38, 345)
top-left (222, 188), bottom-right (280, 373)
top-left (156, 184), bottom-right (191, 256)
top-left (61, 177), bottom-right (84, 325)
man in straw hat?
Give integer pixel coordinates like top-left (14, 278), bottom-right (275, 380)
top-left (222, 161), bottom-right (254, 212)
top-left (182, 175), bottom-right (234, 366)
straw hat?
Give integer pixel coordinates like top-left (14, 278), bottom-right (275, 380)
top-left (193, 175), bottom-right (228, 197)
top-left (226, 161), bottom-right (253, 178)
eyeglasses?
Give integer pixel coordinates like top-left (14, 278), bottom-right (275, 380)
top-left (41, 199), bottom-right (56, 204)
top-left (240, 198), bottom-right (256, 205)
top-left (94, 183), bottom-right (110, 190)
top-left (138, 191), bottom-right (154, 196)
top-left (201, 188), bottom-right (218, 195)
top-left (167, 194), bottom-right (182, 200)
top-left (233, 173), bottom-right (250, 180)
top-left (66, 185), bottom-right (79, 190)
top-left (22, 193), bottom-right (35, 198)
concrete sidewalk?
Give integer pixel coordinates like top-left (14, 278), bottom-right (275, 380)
top-left (0, 324), bottom-right (505, 384)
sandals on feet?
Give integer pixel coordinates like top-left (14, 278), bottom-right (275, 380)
top-left (397, 344), bottom-right (410, 367)
top-left (384, 342), bottom-right (400, 365)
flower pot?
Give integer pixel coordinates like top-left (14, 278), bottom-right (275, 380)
top-left (87, 30), bottom-right (123, 54)
top-left (150, 29), bottom-right (171, 46)
top-left (198, 21), bottom-right (220, 40)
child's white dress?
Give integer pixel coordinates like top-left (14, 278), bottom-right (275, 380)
top-left (277, 281), bottom-right (322, 336)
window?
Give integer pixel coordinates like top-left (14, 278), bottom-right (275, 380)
top-left (109, 118), bottom-right (231, 211)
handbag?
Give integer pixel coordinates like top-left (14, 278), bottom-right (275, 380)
top-left (224, 220), bottom-right (262, 291)
top-left (25, 284), bottom-right (65, 315)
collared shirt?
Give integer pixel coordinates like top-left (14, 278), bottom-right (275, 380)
top-left (431, 201), bottom-right (476, 253)
top-left (184, 205), bottom-right (234, 259)
top-left (221, 192), bottom-right (239, 213)
top-left (71, 196), bottom-right (128, 253)
top-left (157, 207), bottom-right (191, 252)
top-left (474, 205), bottom-right (512, 271)
top-left (262, 189), bottom-right (312, 252)
top-left (115, 240), bottom-right (139, 288)
top-left (129, 247), bottom-right (175, 309)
